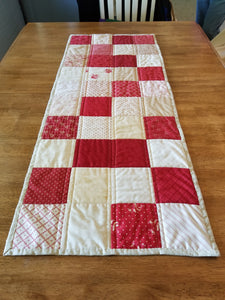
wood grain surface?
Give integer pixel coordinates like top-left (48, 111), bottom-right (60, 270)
top-left (0, 22), bottom-right (225, 300)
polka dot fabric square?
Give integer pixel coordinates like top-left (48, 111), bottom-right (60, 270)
top-left (23, 168), bottom-right (71, 204)
top-left (5, 34), bottom-right (219, 257)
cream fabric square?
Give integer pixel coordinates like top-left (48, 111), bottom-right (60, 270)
top-left (136, 44), bottom-right (159, 55)
top-left (66, 203), bottom-right (108, 253)
top-left (113, 44), bottom-right (136, 55)
top-left (113, 97), bottom-right (142, 116)
top-left (140, 81), bottom-right (170, 97)
top-left (158, 203), bottom-right (213, 251)
top-left (49, 93), bottom-right (79, 116)
top-left (137, 55), bottom-right (162, 67)
top-left (85, 81), bottom-right (111, 97)
top-left (67, 45), bottom-right (89, 55)
top-left (34, 140), bottom-right (76, 167)
top-left (92, 34), bottom-right (112, 44)
top-left (114, 116), bottom-right (145, 139)
top-left (86, 67), bottom-right (113, 81)
top-left (71, 168), bottom-right (109, 203)
top-left (147, 140), bottom-right (188, 168)
top-left (58, 67), bottom-right (84, 83)
top-left (55, 80), bottom-right (82, 96)
top-left (115, 168), bottom-right (154, 203)
top-left (77, 116), bottom-right (112, 139)
top-left (143, 96), bottom-right (174, 116)
top-left (114, 67), bottom-right (138, 81)
top-left (64, 47), bottom-right (89, 67)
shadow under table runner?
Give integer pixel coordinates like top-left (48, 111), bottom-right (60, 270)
top-left (4, 34), bottom-right (220, 256)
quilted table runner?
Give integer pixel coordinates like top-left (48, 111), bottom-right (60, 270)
top-left (4, 34), bottom-right (219, 256)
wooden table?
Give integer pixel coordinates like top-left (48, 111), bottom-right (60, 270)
top-left (0, 22), bottom-right (225, 299)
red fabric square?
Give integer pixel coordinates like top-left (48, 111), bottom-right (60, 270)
top-left (23, 168), bottom-right (71, 204)
top-left (134, 35), bottom-right (155, 44)
top-left (90, 45), bottom-right (113, 55)
top-left (87, 55), bottom-right (113, 67)
top-left (114, 55), bottom-right (137, 67)
top-left (115, 139), bottom-right (150, 167)
top-left (112, 35), bottom-right (134, 44)
top-left (144, 117), bottom-right (181, 139)
top-left (151, 168), bottom-right (199, 204)
top-left (111, 203), bottom-right (161, 249)
top-left (112, 81), bottom-right (141, 97)
top-left (138, 67), bottom-right (165, 81)
top-left (73, 139), bottom-right (112, 167)
top-left (70, 35), bottom-right (92, 45)
top-left (42, 116), bottom-right (79, 139)
top-left (80, 97), bottom-right (112, 116)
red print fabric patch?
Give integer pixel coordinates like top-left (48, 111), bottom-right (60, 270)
top-left (114, 55), bottom-right (137, 67)
top-left (73, 139), bottom-right (112, 168)
top-left (87, 55), bottom-right (113, 67)
top-left (113, 35), bottom-right (134, 44)
top-left (112, 35), bottom-right (155, 45)
top-left (138, 67), bottom-right (165, 81)
top-left (134, 35), bottom-right (155, 44)
top-left (80, 97), bottom-right (112, 116)
top-left (111, 203), bottom-right (161, 249)
top-left (151, 167), bottom-right (199, 204)
top-left (144, 116), bottom-right (181, 139)
top-left (70, 35), bottom-right (92, 44)
top-left (42, 116), bottom-right (79, 139)
top-left (115, 139), bottom-right (150, 168)
top-left (112, 81), bottom-right (141, 97)
top-left (23, 168), bottom-right (71, 204)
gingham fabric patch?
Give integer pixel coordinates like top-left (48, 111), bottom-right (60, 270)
top-left (4, 34), bottom-right (219, 256)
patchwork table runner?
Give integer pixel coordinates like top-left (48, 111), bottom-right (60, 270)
top-left (4, 34), bottom-right (219, 256)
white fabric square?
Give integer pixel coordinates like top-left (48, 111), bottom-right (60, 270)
top-left (77, 116), bottom-right (112, 139)
top-left (34, 140), bottom-right (76, 167)
top-left (49, 92), bottom-right (79, 116)
top-left (158, 203), bottom-right (214, 252)
top-left (143, 96), bottom-right (174, 116)
top-left (115, 168), bottom-right (154, 203)
top-left (113, 44), bottom-right (136, 55)
top-left (139, 81), bottom-right (170, 97)
top-left (58, 67), bottom-right (84, 83)
top-left (66, 203), bottom-right (108, 253)
top-left (137, 55), bottom-right (162, 67)
top-left (113, 97), bottom-right (142, 116)
top-left (114, 116), bottom-right (145, 139)
top-left (92, 34), bottom-right (112, 44)
top-left (114, 67), bottom-right (138, 81)
top-left (86, 67), bottom-right (113, 81)
top-left (55, 80), bottom-right (82, 96)
top-left (135, 44), bottom-right (159, 55)
top-left (147, 140), bottom-right (188, 168)
top-left (85, 81), bottom-right (111, 97)
top-left (67, 45), bottom-right (89, 55)
top-left (71, 168), bottom-right (109, 203)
